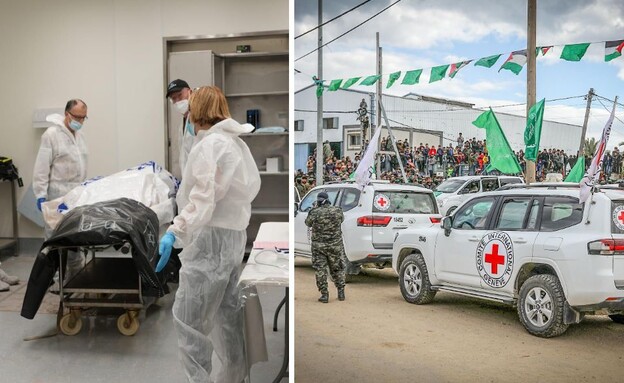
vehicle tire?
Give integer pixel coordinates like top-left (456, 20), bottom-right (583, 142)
top-left (517, 274), bottom-right (569, 338)
top-left (399, 253), bottom-right (436, 304)
top-left (446, 206), bottom-right (457, 215)
top-left (608, 314), bottom-right (624, 324)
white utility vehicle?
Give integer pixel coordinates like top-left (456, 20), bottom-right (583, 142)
top-left (295, 181), bottom-right (441, 276)
top-left (392, 183), bottom-right (624, 337)
top-left (434, 175), bottom-right (523, 215)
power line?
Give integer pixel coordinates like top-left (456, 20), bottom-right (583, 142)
top-left (479, 95), bottom-right (586, 109)
top-left (295, 0), bottom-right (372, 40)
top-left (594, 93), bottom-right (624, 109)
top-left (295, 0), bottom-right (403, 62)
top-left (596, 97), bottom-right (624, 126)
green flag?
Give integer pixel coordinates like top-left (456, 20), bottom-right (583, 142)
top-left (564, 156), bottom-right (585, 182)
top-left (429, 64), bottom-right (449, 83)
top-left (560, 43), bottom-right (591, 61)
top-left (401, 69), bottom-right (422, 85)
top-left (313, 76), bottom-right (324, 98)
top-left (472, 109), bottom-right (522, 174)
top-left (360, 75), bottom-right (381, 86)
top-left (342, 77), bottom-right (361, 89)
top-left (524, 98), bottom-right (545, 161)
top-left (386, 71), bottom-right (401, 88)
top-left (474, 54), bottom-right (502, 68)
top-left (328, 79), bottom-right (342, 91)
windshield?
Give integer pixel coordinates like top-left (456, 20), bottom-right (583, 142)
top-left (434, 179), bottom-right (466, 193)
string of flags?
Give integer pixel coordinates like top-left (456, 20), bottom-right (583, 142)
top-left (314, 39), bottom-right (624, 97)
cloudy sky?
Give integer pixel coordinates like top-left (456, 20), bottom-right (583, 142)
top-left (295, 0), bottom-right (624, 149)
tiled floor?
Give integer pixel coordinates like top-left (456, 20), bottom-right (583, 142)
top-left (0, 252), bottom-right (287, 383)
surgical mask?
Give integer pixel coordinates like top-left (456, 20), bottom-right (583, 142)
top-left (69, 119), bottom-right (83, 131)
top-left (185, 118), bottom-right (195, 136)
top-left (174, 99), bottom-right (189, 115)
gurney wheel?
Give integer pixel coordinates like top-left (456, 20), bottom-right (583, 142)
top-left (59, 312), bottom-right (82, 336)
top-left (117, 311), bottom-right (140, 336)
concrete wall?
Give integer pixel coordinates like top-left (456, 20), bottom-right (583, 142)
top-left (0, 0), bottom-right (288, 239)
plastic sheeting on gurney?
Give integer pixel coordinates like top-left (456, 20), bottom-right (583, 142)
top-left (21, 198), bottom-right (168, 319)
top-left (41, 161), bottom-right (178, 230)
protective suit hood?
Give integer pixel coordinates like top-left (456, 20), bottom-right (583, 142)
top-left (46, 113), bottom-right (66, 128)
top-left (199, 118), bottom-right (254, 138)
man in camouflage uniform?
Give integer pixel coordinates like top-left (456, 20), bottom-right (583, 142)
top-left (305, 192), bottom-right (346, 303)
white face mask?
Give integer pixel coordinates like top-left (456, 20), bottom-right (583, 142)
top-left (173, 99), bottom-right (189, 115)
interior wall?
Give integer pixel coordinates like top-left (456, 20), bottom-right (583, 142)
top-left (0, 0), bottom-right (288, 238)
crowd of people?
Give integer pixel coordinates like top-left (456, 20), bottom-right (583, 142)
top-left (295, 134), bottom-right (624, 196)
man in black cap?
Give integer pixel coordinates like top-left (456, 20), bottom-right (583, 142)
top-left (165, 79), bottom-right (192, 283)
top-left (166, 79), bottom-right (194, 176)
top-left (305, 192), bottom-right (346, 303)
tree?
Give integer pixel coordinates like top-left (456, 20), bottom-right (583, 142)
top-left (584, 137), bottom-right (597, 156)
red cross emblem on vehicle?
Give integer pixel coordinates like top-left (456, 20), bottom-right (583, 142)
top-left (485, 243), bottom-right (505, 274)
top-left (613, 206), bottom-right (624, 230)
top-left (374, 193), bottom-right (390, 211)
top-left (476, 232), bottom-right (514, 288)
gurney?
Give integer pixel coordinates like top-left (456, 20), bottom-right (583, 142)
top-left (21, 198), bottom-right (169, 336)
top-left (21, 162), bottom-right (178, 336)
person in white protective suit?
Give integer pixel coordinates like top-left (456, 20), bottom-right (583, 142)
top-left (33, 99), bottom-right (88, 280)
top-left (166, 79), bottom-right (196, 176)
top-left (156, 86), bottom-right (261, 383)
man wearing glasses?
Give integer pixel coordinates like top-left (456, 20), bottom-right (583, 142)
top-left (33, 99), bottom-right (89, 281)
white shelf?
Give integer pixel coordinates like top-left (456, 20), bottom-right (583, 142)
top-left (252, 207), bottom-right (289, 215)
top-left (218, 51), bottom-right (288, 58)
top-left (226, 91), bottom-right (288, 97)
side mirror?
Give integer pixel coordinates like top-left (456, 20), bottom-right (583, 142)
top-left (458, 188), bottom-right (467, 195)
top-left (442, 216), bottom-right (452, 236)
top-left (294, 202), bottom-right (299, 216)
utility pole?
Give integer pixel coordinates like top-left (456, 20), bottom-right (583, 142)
top-left (316, 0), bottom-right (324, 186)
top-left (578, 88), bottom-right (594, 157)
top-left (357, 98), bottom-right (369, 153)
top-left (375, 32), bottom-right (382, 177)
top-left (525, 0), bottom-right (537, 184)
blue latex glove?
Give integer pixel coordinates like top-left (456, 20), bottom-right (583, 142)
top-left (156, 232), bottom-right (176, 272)
top-left (36, 197), bottom-right (46, 212)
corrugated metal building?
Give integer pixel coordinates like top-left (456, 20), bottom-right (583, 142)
top-left (294, 85), bottom-right (582, 171)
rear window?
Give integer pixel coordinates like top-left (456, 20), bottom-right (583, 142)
top-left (299, 188), bottom-right (340, 212)
top-left (540, 196), bottom-right (583, 231)
top-left (435, 179), bottom-right (465, 193)
top-left (372, 191), bottom-right (437, 214)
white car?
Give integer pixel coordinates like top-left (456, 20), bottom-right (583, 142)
top-left (434, 175), bottom-right (524, 215)
top-left (295, 181), bottom-right (441, 275)
top-left (392, 183), bottom-right (624, 337)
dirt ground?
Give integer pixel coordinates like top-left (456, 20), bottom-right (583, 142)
top-left (294, 256), bottom-right (624, 383)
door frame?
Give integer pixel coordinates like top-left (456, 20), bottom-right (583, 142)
top-left (162, 30), bottom-right (288, 172)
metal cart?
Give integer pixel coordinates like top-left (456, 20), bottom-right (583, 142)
top-left (55, 242), bottom-right (146, 336)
